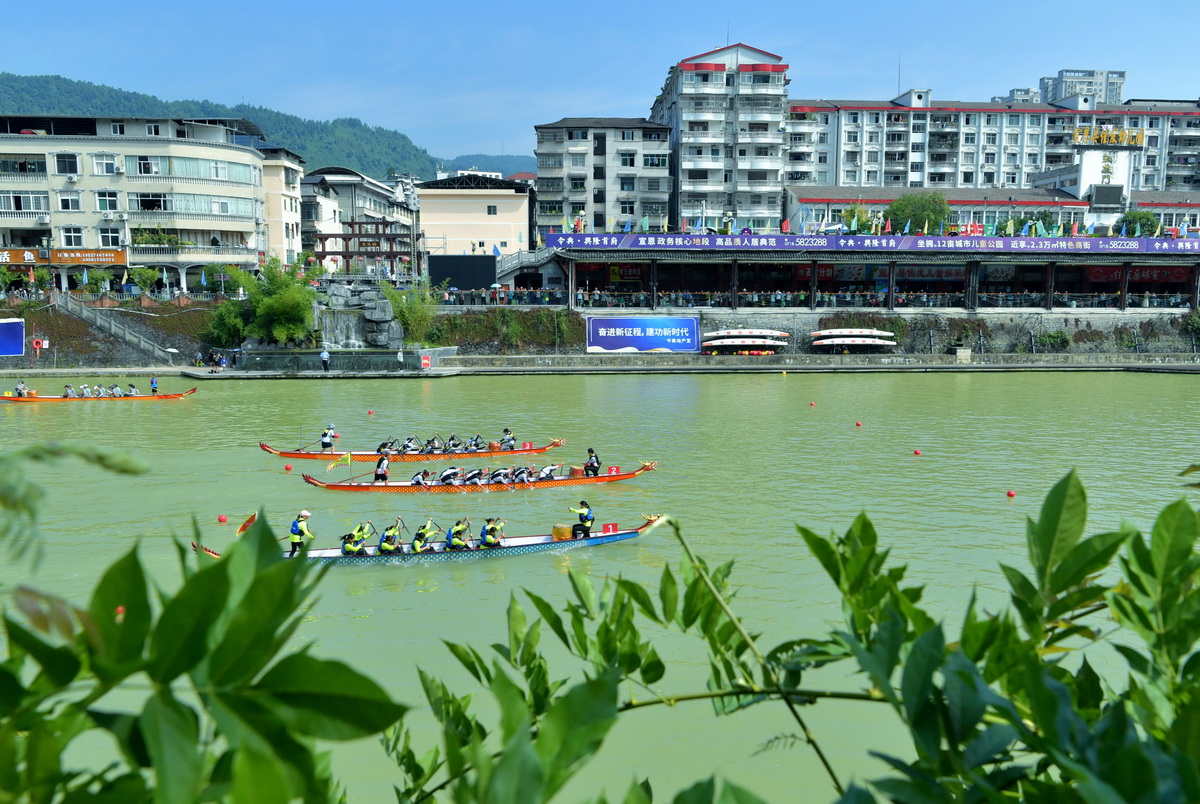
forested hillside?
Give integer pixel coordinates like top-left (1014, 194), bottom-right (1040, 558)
top-left (0, 74), bottom-right (534, 180)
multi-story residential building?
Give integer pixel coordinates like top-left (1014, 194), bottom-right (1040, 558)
top-left (417, 174), bottom-right (533, 258)
top-left (1040, 69), bottom-right (1125, 105)
top-left (991, 88), bottom-right (1042, 104)
top-left (0, 114), bottom-right (268, 291)
top-left (533, 117), bottom-right (670, 238)
top-left (305, 166), bottom-right (420, 281)
top-left (258, 146), bottom-right (304, 267)
top-left (300, 175), bottom-right (342, 272)
top-left (649, 44), bottom-right (789, 232)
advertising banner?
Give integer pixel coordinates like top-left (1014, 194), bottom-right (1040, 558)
top-left (0, 249), bottom-right (45, 265)
top-left (586, 316), bottom-right (700, 353)
top-left (0, 318), bottom-right (25, 357)
top-left (547, 233), bottom-right (1200, 255)
top-left (50, 249), bottom-right (128, 265)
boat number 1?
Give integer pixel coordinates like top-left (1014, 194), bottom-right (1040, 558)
top-left (522, 441), bottom-right (533, 449)
top-left (607, 466), bottom-right (620, 475)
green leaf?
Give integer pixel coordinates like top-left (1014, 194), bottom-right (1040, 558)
top-left (147, 560), bottom-right (230, 683)
top-left (941, 652), bottom-right (985, 743)
top-left (659, 565), bottom-right (679, 624)
top-left (673, 777), bottom-right (716, 803)
top-left (617, 579), bottom-right (660, 624)
top-left (482, 732), bottom-right (544, 804)
top-left (4, 617), bottom-right (80, 688)
top-left (140, 691), bottom-right (202, 804)
top-left (88, 709), bottom-right (151, 768)
top-left (1150, 499), bottom-right (1198, 581)
top-left (445, 640), bottom-right (485, 684)
top-left (1029, 471), bottom-right (1087, 595)
top-left (232, 747), bottom-right (290, 804)
top-left (207, 560), bottom-right (300, 686)
top-left (568, 569), bottom-right (598, 618)
top-left (1075, 658), bottom-right (1103, 715)
top-left (490, 667), bottom-right (530, 743)
top-left (624, 778), bottom-right (654, 804)
top-left (1049, 529), bottom-right (1132, 595)
top-left (252, 653), bottom-right (408, 740)
top-left (717, 779), bottom-right (770, 803)
top-left (901, 626), bottom-right (944, 724)
top-left (834, 784), bottom-right (878, 804)
top-left (534, 675), bottom-right (619, 799)
top-left (525, 591), bottom-right (569, 647)
top-left (963, 723), bottom-right (1017, 769)
top-left (640, 646), bottom-right (665, 686)
top-left (85, 547), bottom-right (151, 678)
top-left (0, 665), bottom-right (25, 713)
top-left (1000, 564), bottom-right (1042, 612)
top-left (507, 595), bottom-right (527, 666)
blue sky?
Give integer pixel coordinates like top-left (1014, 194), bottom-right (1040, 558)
top-left (21, 0), bottom-right (1200, 159)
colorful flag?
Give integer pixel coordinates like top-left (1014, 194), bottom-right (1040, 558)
top-left (517, 231), bottom-right (523, 244)
top-left (903, 220), bottom-right (911, 235)
top-left (82, 266), bottom-right (89, 286)
top-left (849, 214), bottom-right (858, 233)
top-left (1088, 222), bottom-right (1096, 236)
top-left (201, 270), bottom-right (207, 287)
top-left (1055, 224), bottom-right (1063, 238)
top-left (681, 216), bottom-right (688, 233)
top-left (1006, 219), bottom-right (1015, 236)
top-left (661, 216), bottom-right (668, 233)
top-left (121, 269), bottom-right (128, 285)
top-left (27, 267), bottom-right (34, 286)
top-left (781, 217), bottom-right (790, 234)
top-left (492, 244), bottom-right (501, 257)
top-left (1071, 222), bottom-right (1078, 236)
top-left (326, 451), bottom-right (353, 472)
top-left (1020, 221), bottom-right (1031, 236)
top-left (1134, 222), bottom-right (1141, 238)
top-left (640, 216), bottom-right (649, 232)
top-left (608, 217), bottom-right (615, 233)
top-left (884, 218), bottom-right (891, 234)
top-left (623, 218), bottom-right (632, 233)
top-left (1154, 221), bottom-right (1162, 237)
top-left (1120, 223), bottom-right (1127, 237)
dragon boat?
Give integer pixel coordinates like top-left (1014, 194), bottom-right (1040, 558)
top-left (259, 438), bottom-right (565, 463)
top-left (0, 388), bottom-right (197, 403)
top-left (192, 516), bottom-right (661, 566)
top-left (301, 461), bottom-right (657, 494)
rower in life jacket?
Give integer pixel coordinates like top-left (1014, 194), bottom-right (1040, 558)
top-left (289, 510), bottom-right (315, 557)
top-left (499, 428), bottom-right (516, 450)
top-left (569, 501), bottom-right (594, 539)
top-left (378, 516), bottom-right (404, 555)
top-left (411, 519), bottom-right (439, 553)
top-left (320, 424), bottom-right (336, 453)
top-left (466, 434), bottom-right (484, 451)
top-left (373, 451), bottom-right (390, 484)
top-left (446, 520), bottom-right (471, 550)
top-left (479, 518), bottom-right (505, 548)
top-left (341, 521), bottom-right (372, 556)
top-left (443, 433), bottom-right (463, 452)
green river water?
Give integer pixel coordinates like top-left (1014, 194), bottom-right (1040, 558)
top-left (2, 371), bottom-right (1196, 801)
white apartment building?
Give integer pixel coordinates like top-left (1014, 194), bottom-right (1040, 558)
top-left (1040, 69), bottom-right (1125, 105)
top-left (649, 44), bottom-right (789, 232)
top-left (0, 115), bottom-right (268, 291)
top-left (259, 145), bottom-right (304, 267)
top-left (533, 117), bottom-right (670, 238)
top-left (417, 174), bottom-right (532, 257)
top-left (305, 166), bottom-right (420, 281)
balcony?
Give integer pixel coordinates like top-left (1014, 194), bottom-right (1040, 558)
top-left (680, 83), bottom-right (728, 95)
top-left (681, 130), bottom-right (724, 144)
top-left (736, 158), bottom-right (782, 171)
top-left (737, 110), bottom-right (784, 123)
top-left (679, 181), bottom-right (726, 192)
top-left (682, 108), bottom-right (725, 122)
top-left (130, 244), bottom-right (258, 262)
top-left (0, 171), bottom-right (47, 183)
top-left (680, 157), bottom-right (724, 170)
top-left (732, 179), bottom-right (778, 190)
top-left (127, 210), bottom-right (255, 226)
top-left (735, 129), bottom-right (780, 144)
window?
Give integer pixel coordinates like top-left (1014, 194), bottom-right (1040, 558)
top-left (570, 203), bottom-right (584, 216)
top-left (619, 178), bottom-right (635, 192)
top-left (1148, 135), bottom-right (1159, 147)
top-left (58, 191), bottom-right (81, 211)
top-left (848, 112), bottom-right (859, 124)
top-left (619, 152), bottom-right (636, 167)
top-left (819, 113), bottom-right (830, 124)
top-left (985, 114), bottom-right (998, 126)
top-left (1145, 154), bottom-right (1157, 167)
top-left (61, 226), bottom-right (83, 248)
top-left (910, 162), bottom-right (923, 172)
top-left (983, 171), bottom-right (995, 184)
top-left (136, 156), bottom-right (163, 175)
top-left (686, 169), bottom-right (708, 180)
top-left (132, 193), bottom-right (171, 211)
top-left (1007, 114), bottom-right (1020, 126)
top-left (868, 112), bottom-right (881, 124)
top-left (817, 152), bottom-right (828, 164)
top-left (963, 114), bottom-right (975, 125)
top-left (645, 130), bottom-right (664, 141)
top-left (911, 123), bottom-right (926, 133)
top-left (846, 132), bottom-right (859, 143)
top-left (1004, 153), bottom-right (1017, 165)
top-left (754, 146), bottom-right (771, 157)
top-left (1005, 132), bottom-right (1018, 145)
top-left (211, 199), bottom-right (231, 214)
top-left (538, 201), bottom-right (562, 215)
top-left (569, 177), bottom-right (586, 191)
top-left (98, 227), bottom-right (121, 248)
top-left (1027, 153), bottom-right (1039, 165)
top-left (1027, 114), bottom-right (1041, 125)
top-left (867, 131), bottom-right (880, 143)
top-left (486, 205), bottom-right (497, 216)
top-left (620, 130), bottom-right (634, 140)
top-left (866, 170), bottom-right (878, 182)
top-left (962, 171), bottom-right (974, 183)
top-left (1004, 172), bottom-right (1017, 184)
top-left (93, 154), bottom-right (116, 174)
top-left (211, 161), bottom-right (228, 180)
top-left (985, 133), bottom-right (998, 145)
top-left (620, 201), bottom-right (635, 215)
top-left (866, 151), bottom-right (879, 162)
top-left (110, 122), bottom-right (124, 135)
top-left (645, 178), bottom-right (661, 192)
top-left (844, 170), bottom-right (858, 181)
top-left (983, 153), bottom-right (997, 164)
top-left (1147, 118), bottom-right (1159, 129)
top-left (962, 152), bottom-right (976, 163)
top-left (55, 153), bottom-right (79, 174)
top-left (537, 155), bottom-right (563, 168)
top-left (0, 154), bottom-right (46, 174)
top-left (569, 154), bottom-right (585, 167)
top-left (1127, 117), bottom-right (1140, 127)
top-left (567, 129), bottom-right (588, 140)
top-left (0, 191), bottom-right (50, 211)
top-left (146, 123), bottom-right (160, 136)
top-left (643, 154), bottom-right (667, 168)
top-left (817, 132), bottom-right (829, 144)
top-left (96, 191), bottom-right (119, 211)
top-left (1027, 133), bottom-right (1041, 145)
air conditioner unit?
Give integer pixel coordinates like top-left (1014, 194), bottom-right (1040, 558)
top-left (117, 212), bottom-right (128, 221)
top-left (113, 164), bottom-right (125, 173)
top-left (37, 215), bottom-right (50, 224)
top-left (67, 174), bottom-right (78, 182)
top-left (102, 212), bottom-right (114, 220)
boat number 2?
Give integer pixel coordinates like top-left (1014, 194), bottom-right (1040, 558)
top-left (607, 466), bottom-right (620, 475)
top-left (522, 441), bottom-right (533, 449)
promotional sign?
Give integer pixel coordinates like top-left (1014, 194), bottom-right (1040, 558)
top-left (0, 319), bottom-right (25, 357)
top-left (547, 233), bottom-right (1200, 255)
top-left (0, 249), bottom-right (45, 265)
top-left (586, 316), bottom-right (700, 353)
top-left (50, 249), bottom-right (128, 265)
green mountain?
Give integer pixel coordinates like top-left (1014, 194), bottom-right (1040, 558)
top-left (0, 73), bottom-right (534, 180)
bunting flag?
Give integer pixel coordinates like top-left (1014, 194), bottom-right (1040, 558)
top-left (623, 218), bottom-right (632, 233)
top-left (884, 218), bottom-right (892, 234)
top-left (1120, 223), bottom-right (1127, 237)
top-left (121, 269), bottom-right (128, 285)
top-left (326, 451), bottom-right (353, 472)
top-left (537, 232), bottom-right (544, 247)
top-left (201, 270), bottom-right (207, 288)
top-left (1020, 222), bottom-right (1031, 237)
top-left (517, 231), bottom-right (523, 244)
top-left (681, 216), bottom-right (688, 233)
top-left (781, 218), bottom-right (790, 234)
top-left (82, 266), bottom-right (89, 286)
top-left (1055, 224), bottom-right (1063, 238)
top-left (849, 215), bottom-right (858, 233)
top-left (1071, 222), bottom-right (1079, 236)
top-left (938, 222), bottom-right (944, 236)
top-left (1088, 221), bottom-right (1096, 235)
top-left (27, 267), bottom-right (34, 286)
top-left (1154, 221), bottom-right (1162, 237)
top-left (1006, 219), bottom-right (1015, 236)
top-left (640, 216), bottom-right (650, 233)
top-left (492, 244), bottom-right (502, 257)
top-left (561, 214), bottom-right (568, 231)
top-left (608, 217), bottom-right (614, 233)
top-left (661, 216), bottom-right (668, 233)
top-left (903, 220), bottom-right (911, 235)
top-left (1134, 222), bottom-right (1141, 238)
top-left (161, 267), bottom-right (168, 286)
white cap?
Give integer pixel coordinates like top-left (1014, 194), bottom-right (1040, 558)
top-left (300, 510), bottom-right (311, 517)
top-left (329, 423), bottom-right (335, 428)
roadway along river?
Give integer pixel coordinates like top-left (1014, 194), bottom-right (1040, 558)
top-left (2, 371), bottom-right (1196, 800)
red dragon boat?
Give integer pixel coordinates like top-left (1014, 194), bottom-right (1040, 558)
top-left (0, 388), bottom-right (197, 403)
top-left (302, 461), bottom-right (657, 493)
top-left (260, 438), bottom-right (565, 463)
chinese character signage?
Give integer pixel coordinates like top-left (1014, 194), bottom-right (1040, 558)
top-left (0, 249), bottom-right (45, 265)
top-left (586, 316), bottom-right (700, 353)
top-left (0, 318), bottom-right (25, 357)
top-left (50, 249), bottom-right (128, 265)
top-left (1073, 127), bottom-right (1145, 146)
top-left (547, 233), bottom-right (1200, 254)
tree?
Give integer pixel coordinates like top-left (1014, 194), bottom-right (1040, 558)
top-left (203, 299), bottom-right (251, 347)
top-left (1115, 209), bottom-right (1160, 237)
top-left (883, 192), bottom-right (952, 234)
top-left (129, 266), bottom-right (161, 293)
top-left (243, 257), bottom-right (316, 345)
top-left (0, 444), bottom-right (406, 802)
top-left (82, 267), bottom-right (113, 293)
top-left (381, 280), bottom-right (444, 345)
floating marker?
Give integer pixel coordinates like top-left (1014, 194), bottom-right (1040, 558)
top-left (285, 464), bottom-right (293, 471)
top-left (782, 371), bottom-right (787, 375)
top-left (368, 410), bottom-right (374, 415)
top-left (913, 450), bottom-right (921, 456)
top-left (856, 422), bottom-right (862, 427)
top-left (218, 514), bottom-right (228, 523)
top-left (1007, 490), bottom-right (1016, 498)
top-left (810, 402), bottom-right (816, 407)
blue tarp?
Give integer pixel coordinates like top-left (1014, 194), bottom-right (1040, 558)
top-left (0, 318), bottom-right (24, 357)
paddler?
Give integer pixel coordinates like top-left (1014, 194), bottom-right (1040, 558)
top-left (443, 433), bottom-right (463, 452)
top-left (289, 510), bottom-right (315, 557)
top-left (411, 519), bottom-right (439, 553)
top-left (569, 501), bottom-right (594, 539)
top-left (378, 516), bottom-right (405, 555)
top-left (63, 384), bottom-right (76, 398)
top-left (479, 517), bottom-right (505, 548)
top-left (446, 519), bottom-right (472, 550)
top-left (437, 466), bottom-right (461, 485)
top-left (461, 467), bottom-right (486, 486)
top-left (410, 469), bottom-right (431, 486)
top-left (127, 383), bottom-right (140, 396)
top-left (466, 433), bottom-right (484, 451)
top-left (14, 380), bottom-right (28, 397)
top-left (341, 521), bottom-right (372, 556)
top-left (536, 463), bottom-right (562, 481)
top-left (319, 424), bottom-right (336, 453)
top-left (400, 434), bottom-right (419, 453)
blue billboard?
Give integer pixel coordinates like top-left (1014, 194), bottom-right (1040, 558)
top-left (586, 316), bottom-right (700, 353)
top-left (0, 319), bottom-right (24, 357)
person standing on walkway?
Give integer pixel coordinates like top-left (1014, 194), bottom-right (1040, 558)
top-left (320, 348), bottom-right (330, 372)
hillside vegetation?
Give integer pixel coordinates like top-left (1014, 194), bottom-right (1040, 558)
top-left (0, 73), bottom-right (534, 180)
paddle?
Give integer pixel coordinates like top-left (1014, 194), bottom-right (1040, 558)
top-left (294, 439), bottom-right (321, 451)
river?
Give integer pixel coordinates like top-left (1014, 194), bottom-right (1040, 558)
top-left (2, 371), bottom-right (1195, 800)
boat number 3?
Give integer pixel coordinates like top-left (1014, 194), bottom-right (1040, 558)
top-left (607, 465), bottom-right (620, 475)
top-left (522, 441), bottom-right (533, 449)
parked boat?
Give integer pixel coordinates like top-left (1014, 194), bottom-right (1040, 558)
top-left (191, 516), bottom-right (661, 565)
top-left (702, 328), bottom-right (790, 339)
top-left (809, 328), bottom-right (895, 338)
top-left (0, 388), bottom-right (197, 403)
top-left (302, 461), bottom-right (658, 494)
top-left (812, 338), bottom-right (897, 346)
top-left (260, 438), bottom-right (565, 463)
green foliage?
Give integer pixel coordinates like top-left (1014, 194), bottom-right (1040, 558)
top-left (0, 74), bottom-right (533, 180)
top-left (426, 308), bottom-right (587, 353)
top-left (243, 258), bottom-right (315, 345)
top-left (381, 281), bottom-right (442, 344)
top-left (203, 300), bottom-right (251, 347)
top-left (1183, 312), bottom-right (1200, 340)
top-left (1035, 330), bottom-right (1071, 351)
top-left (817, 312), bottom-right (907, 341)
top-left (128, 266), bottom-right (160, 292)
top-left (131, 228), bottom-right (184, 247)
top-left (82, 268), bottom-right (113, 293)
top-left (882, 192), bottom-right (951, 234)
top-left (840, 204), bottom-right (871, 232)
top-left (997, 209), bottom-right (1057, 235)
top-left (1115, 210), bottom-right (1160, 237)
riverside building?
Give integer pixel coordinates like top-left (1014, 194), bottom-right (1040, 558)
top-left (0, 115), bottom-right (278, 292)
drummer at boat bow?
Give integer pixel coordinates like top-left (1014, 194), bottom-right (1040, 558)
top-left (14, 380), bottom-right (29, 397)
top-left (289, 510), bottom-right (315, 557)
top-left (320, 424), bottom-right (336, 453)
top-left (499, 428), bottom-right (516, 450)
top-left (584, 449), bottom-right (601, 477)
top-left (569, 502), bottom-right (594, 539)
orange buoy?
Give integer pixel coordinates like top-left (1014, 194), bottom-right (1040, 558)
top-left (809, 402), bottom-right (815, 407)
top-left (218, 514), bottom-right (228, 523)
top-left (285, 464), bottom-right (292, 471)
